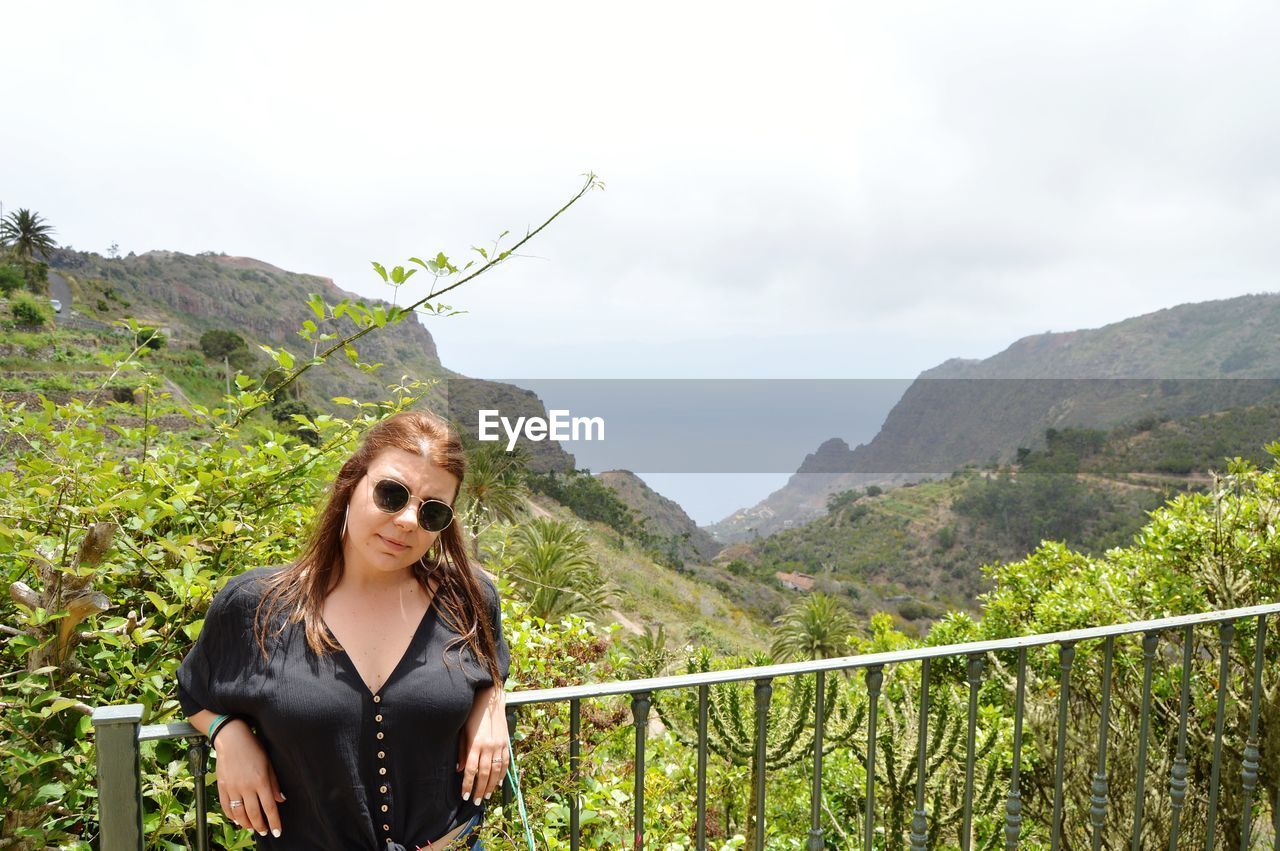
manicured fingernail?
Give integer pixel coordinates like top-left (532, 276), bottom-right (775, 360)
top-left (258, 830), bottom-right (267, 836)
top-left (485, 792), bottom-right (493, 801)
top-left (272, 829), bottom-right (282, 838)
top-left (462, 792), bottom-right (470, 801)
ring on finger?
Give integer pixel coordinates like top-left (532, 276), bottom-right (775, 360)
top-left (229, 799), bottom-right (244, 809)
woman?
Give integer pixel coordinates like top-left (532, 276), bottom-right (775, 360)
top-left (178, 411), bottom-right (511, 850)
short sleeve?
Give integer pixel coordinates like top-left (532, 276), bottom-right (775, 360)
top-left (477, 570), bottom-right (511, 684)
top-left (176, 570), bottom-right (266, 717)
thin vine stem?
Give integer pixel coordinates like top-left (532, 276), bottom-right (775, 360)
top-left (231, 173), bottom-right (602, 426)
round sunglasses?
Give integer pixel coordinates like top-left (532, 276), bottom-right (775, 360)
top-left (370, 478), bottom-right (455, 533)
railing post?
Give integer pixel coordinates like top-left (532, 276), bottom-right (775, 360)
top-left (187, 739), bottom-right (210, 851)
top-left (632, 691), bottom-right (652, 851)
top-left (807, 670), bottom-right (825, 851)
top-left (1238, 614), bottom-right (1268, 850)
top-left (570, 697), bottom-right (581, 851)
top-left (1005, 647), bottom-right (1028, 851)
top-left (1205, 620), bottom-right (1236, 850)
top-left (1089, 636), bottom-right (1115, 851)
top-left (1130, 631), bottom-right (1159, 851)
top-left (752, 678), bottom-right (773, 851)
top-left (1050, 642), bottom-right (1076, 851)
top-left (909, 658), bottom-right (932, 851)
top-left (696, 684), bottom-right (709, 851)
top-left (503, 704), bottom-right (518, 809)
top-left (1168, 624), bottom-right (1194, 851)
top-left (864, 665), bottom-right (883, 851)
top-left (92, 704), bottom-right (145, 851)
top-left (962, 654), bottom-right (984, 851)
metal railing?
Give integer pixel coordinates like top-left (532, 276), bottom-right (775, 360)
top-left (92, 602), bottom-right (1280, 850)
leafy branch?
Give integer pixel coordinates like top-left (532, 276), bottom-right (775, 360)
top-left (236, 172), bottom-right (603, 425)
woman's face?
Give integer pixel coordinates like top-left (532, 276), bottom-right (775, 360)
top-left (341, 446), bottom-right (461, 579)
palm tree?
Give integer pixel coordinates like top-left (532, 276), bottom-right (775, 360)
top-left (769, 592), bottom-right (857, 662)
top-left (0, 209), bottom-right (57, 260)
top-left (460, 441), bottom-right (528, 559)
top-left (502, 518), bottom-right (608, 622)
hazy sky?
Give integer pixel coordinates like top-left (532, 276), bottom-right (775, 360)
top-left (5, 2), bottom-right (1279, 521)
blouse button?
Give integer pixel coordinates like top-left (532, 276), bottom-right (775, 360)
top-left (379, 767), bottom-right (387, 775)
top-left (383, 824), bottom-right (390, 832)
top-left (378, 751), bottom-right (386, 759)
top-left (376, 714), bottom-right (383, 722)
top-left (373, 695), bottom-right (381, 703)
top-left (377, 731), bottom-right (384, 740)
top-left (381, 785), bottom-right (388, 794)
top-left (381, 804), bottom-right (389, 813)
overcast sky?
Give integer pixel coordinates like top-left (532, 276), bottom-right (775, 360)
top-left (5, 2), bottom-right (1279, 521)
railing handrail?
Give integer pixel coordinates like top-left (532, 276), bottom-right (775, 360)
top-left (114, 600), bottom-right (1280, 743)
top-left (506, 600), bottom-right (1280, 705)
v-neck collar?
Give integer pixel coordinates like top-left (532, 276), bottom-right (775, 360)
top-left (323, 596), bottom-right (437, 698)
top-left (325, 604), bottom-right (435, 696)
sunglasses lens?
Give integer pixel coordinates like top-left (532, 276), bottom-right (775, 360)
top-left (418, 500), bottom-right (454, 533)
top-left (372, 479), bottom-right (452, 532)
top-left (372, 479), bottom-right (410, 513)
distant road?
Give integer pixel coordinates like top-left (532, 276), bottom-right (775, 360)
top-left (47, 270), bottom-right (71, 311)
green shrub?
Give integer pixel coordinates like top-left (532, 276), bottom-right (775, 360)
top-left (10, 292), bottom-right (50, 327)
top-left (844, 503), bottom-right (870, 524)
top-left (135, 326), bottom-right (166, 349)
top-left (825, 488), bottom-right (861, 513)
top-left (1156, 454), bottom-right (1195, 475)
top-left (199, 328), bottom-right (248, 362)
top-left (0, 263), bottom-right (24, 296)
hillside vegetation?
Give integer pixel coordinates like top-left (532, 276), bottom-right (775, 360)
top-left (595, 469), bottom-right (722, 563)
top-left (724, 402), bottom-right (1280, 632)
top-left (510, 496), bottom-right (768, 655)
top-left (52, 249), bottom-right (444, 405)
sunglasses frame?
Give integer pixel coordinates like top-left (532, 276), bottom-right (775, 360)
top-left (370, 478), bottom-right (455, 533)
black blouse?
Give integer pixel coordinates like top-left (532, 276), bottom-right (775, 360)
top-left (177, 566), bottom-right (511, 850)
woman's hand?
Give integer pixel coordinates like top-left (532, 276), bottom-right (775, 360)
top-left (211, 719), bottom-right (286, 838)
top-left (457, 685), bottom-right (508, 803)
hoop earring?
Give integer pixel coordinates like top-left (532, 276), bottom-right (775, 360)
top-left (340, 505), bottom-right (349, 541)
top-left (418, 546), bottom-right (443, 576)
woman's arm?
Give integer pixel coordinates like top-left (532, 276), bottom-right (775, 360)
top-left (188, 709), bottom-right (286, 838)
top-left (457, 685), bottom-right (509, 803)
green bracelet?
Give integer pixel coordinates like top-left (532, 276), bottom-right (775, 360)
top-left (206, 713), bottom-right (231, 745)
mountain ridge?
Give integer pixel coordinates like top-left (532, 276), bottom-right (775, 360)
top-left (46, 247), bottom-right (576, 471)
top-left (708, 291), bottom-right (1280, 542)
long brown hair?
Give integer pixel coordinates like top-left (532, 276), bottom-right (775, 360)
top-left (254, 411), bottom-right (504, 686)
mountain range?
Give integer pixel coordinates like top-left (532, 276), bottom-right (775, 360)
top-left (35, 248), bottom-right (1280, 565)
top-left (708, 293), bottom-right (1280, 541)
